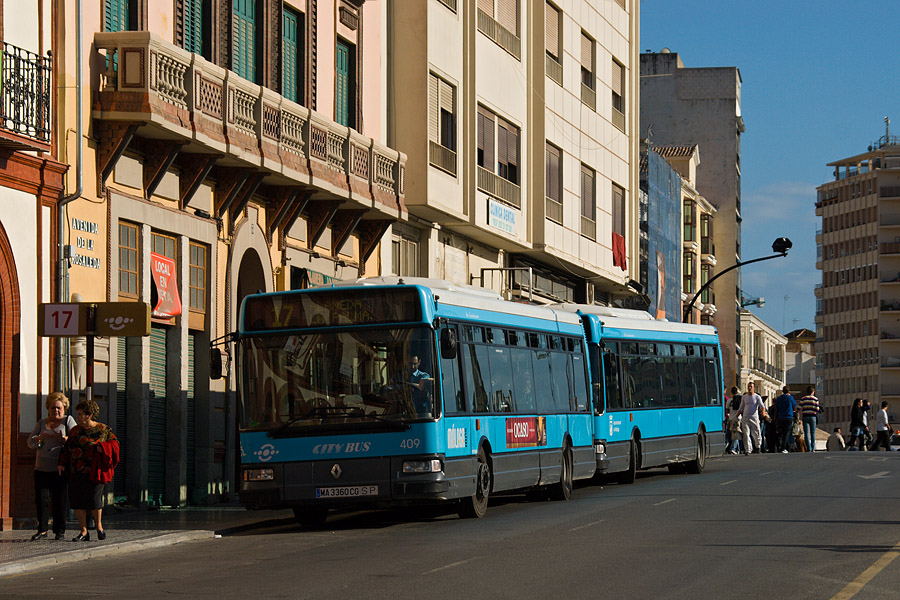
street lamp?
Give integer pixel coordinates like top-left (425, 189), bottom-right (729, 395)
top-left (683, 237), bottom-right (792, 323)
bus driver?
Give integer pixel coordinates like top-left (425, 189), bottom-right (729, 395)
top-left (403, 354), bottom-right (434, 416)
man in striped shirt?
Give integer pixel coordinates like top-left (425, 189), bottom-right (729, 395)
top-left (799, 386), bottom-right (821, 452)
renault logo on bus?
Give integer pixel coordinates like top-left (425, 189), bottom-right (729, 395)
top-left (330, 464), bottom-right (342, 480)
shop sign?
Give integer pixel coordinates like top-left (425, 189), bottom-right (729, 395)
top-left (488, 199), bottom-right (516, 235)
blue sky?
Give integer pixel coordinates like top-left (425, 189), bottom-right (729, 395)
top-left (641, 0), bottom-right (900, 334)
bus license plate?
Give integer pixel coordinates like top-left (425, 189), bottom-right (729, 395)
top-left (316, 485), bottom-right (378, 498)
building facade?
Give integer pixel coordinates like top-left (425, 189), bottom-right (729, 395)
top-left (386, 0), bottom-right (640, 304)
top-left (0, 1), bottom-right (67, 530)
top-left (784, 327), bottom-right (816, 397)
top-left (815, 130), bottom-right (900, 431)
top-left (27, 0), bottom-right (406, 517)
top-left (640, 50), bottom-right (743, 387)
top-left (739, 309), bottom-right (786, 401)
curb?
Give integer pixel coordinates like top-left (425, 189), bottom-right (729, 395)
top-left (0, 530), bottom-right (215, 579)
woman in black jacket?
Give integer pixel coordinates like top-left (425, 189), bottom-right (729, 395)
top-left (847, 398), bottom-right (866, 451)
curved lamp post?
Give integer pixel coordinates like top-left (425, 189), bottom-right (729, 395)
top-left (683, 237), bottom-right (792, 324)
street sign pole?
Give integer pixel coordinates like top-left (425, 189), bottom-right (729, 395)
top-left (85, 305), bottom-right (96, 402)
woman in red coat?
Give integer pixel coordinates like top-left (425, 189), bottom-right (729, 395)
top-left (58, 399), bottom-right (118, 542)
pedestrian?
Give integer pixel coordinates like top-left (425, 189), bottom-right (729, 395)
top-left (27, 392), bottom-right (77, 540)
top-left (861, 400), bottom-right (875, 450)
top-left (58, 399), bottom-right (119, 542)
top-left (847, 398), bottom-right (866, 451)
top-left (799, 386), bottom-right (821, 452)
top-left (723, 388), bottom-right (733, 455)
top-left (874, 401), bottom-right (892, 451)
top-left (738, 382), bottom-right (765, 454)
top-left (826, 427), bottom-right (846, 451)
top-left (729, 387), bottom-right (743, 454)
top-left (774, 386), bottom-right (798, 453)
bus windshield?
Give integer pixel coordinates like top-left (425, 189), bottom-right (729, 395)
top-left (238, 326), bottom-right (438, 432)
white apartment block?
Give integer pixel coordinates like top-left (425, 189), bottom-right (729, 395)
top-left (739, 310), bottom-right (787, 401)
top-left (386, 0), bottom-right (640, 304)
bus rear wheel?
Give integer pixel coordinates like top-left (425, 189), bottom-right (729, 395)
top-left (617, 439), bottom-right (638, 484)
top-left (686, 433), bottom-right (706, 474)
top-left (549, 445), bottom-right (573, 501)
top-left (293, 506), bottom-right (329, 529)
top-left (459, 448), bottom-right (491, 518)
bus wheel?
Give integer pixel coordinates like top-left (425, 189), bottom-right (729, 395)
top-left (459, 448), bottom-right (491, 518)
top-left (686, 434), bottom-right (706, 474)
top-left (550, 444), bottom-right (573, 501)
top-left (617, 439), bottom-right (638, 484)
top-left (293, 506), bottom-right (329, 529)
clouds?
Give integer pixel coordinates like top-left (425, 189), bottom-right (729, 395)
top-left (739, 181), bottom-right (819, 332)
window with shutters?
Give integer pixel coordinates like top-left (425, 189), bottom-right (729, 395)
top-left (283, 7), bottom-right (304, 104)
top-left (428, 72), bottom-right (457, 176)
top-left (105, 0), bottom-right (139, 32)
top-left (176, 0), bottom-right (211, 59)
top-left (392, 236), bottom-right (419, 277)
top-left (335, 39), bottom-right (356, 128)
top-left (233, 0), bottom-right (259, 83)
top-left (476, 105), bottom-right (521, 207)
top-left (611, 58), bottom-right (625, 131)
top-left (477, 0), bottom-right (521, 59)
top-left (612, 183), bottom-right (625, 236)
top-left (545, 3), bottom-right (562, 85)
top-left (546, 143), bottom-right (562, 224)
top-left (119, 222), bottom-right (139, 299)
top-left (580, 165), bottom-right (596, 240)
top-left (580, 31), bottom-right (596, 109)
top-left (189, 242), bottom-right (208, 329)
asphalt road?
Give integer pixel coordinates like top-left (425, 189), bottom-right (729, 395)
top-left (2, 452), bottom-right (899, 599)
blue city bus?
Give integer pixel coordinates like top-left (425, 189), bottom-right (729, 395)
top-left (233, 277), bottom-right (596, 526)
top-left (552, 305), bottom-right (725, 482)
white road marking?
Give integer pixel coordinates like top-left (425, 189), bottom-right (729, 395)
top-left (720, 480), bottom-right (738, 486)
top-left (422, 558), bottom-right (477, 574)
top-left (857, 471), bottom-right (890, 479)
top-left (570, 519), bottom-right (604, 532)
top-left (653, 498), bottom-right (676, 506)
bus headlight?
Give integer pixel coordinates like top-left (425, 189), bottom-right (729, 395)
top-left (402, 459), bottom-right (442, 474)
top-left (243, 468), bottom-right (275, 481)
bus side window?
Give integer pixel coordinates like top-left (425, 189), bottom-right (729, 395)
top-left (571, 352), bottom-right (589, 412)
top-left (511, 347), bottom-right (536, 413)
top-left (550, 351), bottom-right (571, 412)
top-left (531, 349), bottom-right (554, 413)
top-left (488, 346), bottom-right (515, 413)
top-left (601, 343), bottom-right (623, 411)
top-left (463, 343), bottom-right (491, 413)
top-left (441, 326), bottom-right (466, 413)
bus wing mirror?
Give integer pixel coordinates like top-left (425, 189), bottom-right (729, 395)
top-left (440, 328), bottom-right (458, 359)
top-left (210, 348), bottom-right (224, 380)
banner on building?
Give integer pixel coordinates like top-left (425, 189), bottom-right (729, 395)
top-left (150, 252), bottom-right (182, 318)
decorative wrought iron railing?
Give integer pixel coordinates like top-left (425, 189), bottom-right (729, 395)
top-left (0, 41), bottom-right (51, 143)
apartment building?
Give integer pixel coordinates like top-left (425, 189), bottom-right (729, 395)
top-left (0, 2), bottom-right (67, 529)
top-left (640, 50), bottom-right (743, 387)
top-left (739, 309), bottom-right (786, 401)
top-left (43, 0), bottom-right (405, 513)
top-left (815, 129), bottom-right (900, 430)
top-left (784, 327), bottom-right (816, 398)
top-left (386, 0), bottom-right (640, 304)
top-left (653, 144), bottom-right (717, 324)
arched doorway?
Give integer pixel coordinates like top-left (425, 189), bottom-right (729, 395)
top-left (236, 249), bottom-right (267, 317)
top-left (0, 222), bottom-right (20, 530)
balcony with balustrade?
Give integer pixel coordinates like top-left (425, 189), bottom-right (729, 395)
top-left (0, 41), bottom-right (51, 152)
top-left (91, 31), bottom-right (405, 264)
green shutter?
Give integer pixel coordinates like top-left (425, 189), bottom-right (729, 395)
top-left (114, 339), bottom-right (128, 501)
top-left (187, 334), bottom-right (196, 503)
top-left (233, 0), bottom-right (257, 82)
top-left (184, 0), bottom-right (204, 55)
top-left (148, 327), bottom-right (167, 507)
top-left (335, 40), bottom-right (350, 126)
top-left (105, 0), bottom-right (128, 32)
top-left (283, 9), bottom-right (300, 102)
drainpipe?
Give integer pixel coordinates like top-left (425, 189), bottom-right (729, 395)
top-left (57, 0), bottom-right (82, 388)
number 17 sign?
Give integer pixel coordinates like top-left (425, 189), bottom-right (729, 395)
top-left (38, 303), bottom-right (82, 336)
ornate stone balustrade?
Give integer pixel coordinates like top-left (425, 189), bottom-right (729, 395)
top-left (93, 31), bottom-right (405, 215)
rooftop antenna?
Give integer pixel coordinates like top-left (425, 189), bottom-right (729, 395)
top-left (886, 116), bottom-right (891, 140)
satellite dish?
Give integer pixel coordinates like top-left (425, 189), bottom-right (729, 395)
top-left (660, 47), bottom-right (671, 54)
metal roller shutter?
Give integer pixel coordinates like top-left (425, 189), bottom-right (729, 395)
top-left (148, 326), bottom-right (167, 506)
top-left (114, 338), bottom-right (128, 501)
top-left (187, 333), bottom-right (196, 503)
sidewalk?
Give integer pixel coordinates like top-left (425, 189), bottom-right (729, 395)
top-left (0, 505), bottom-right (294, 578)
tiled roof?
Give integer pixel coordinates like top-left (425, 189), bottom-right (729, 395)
top-left (652, 144), bottom-right (697, 158)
